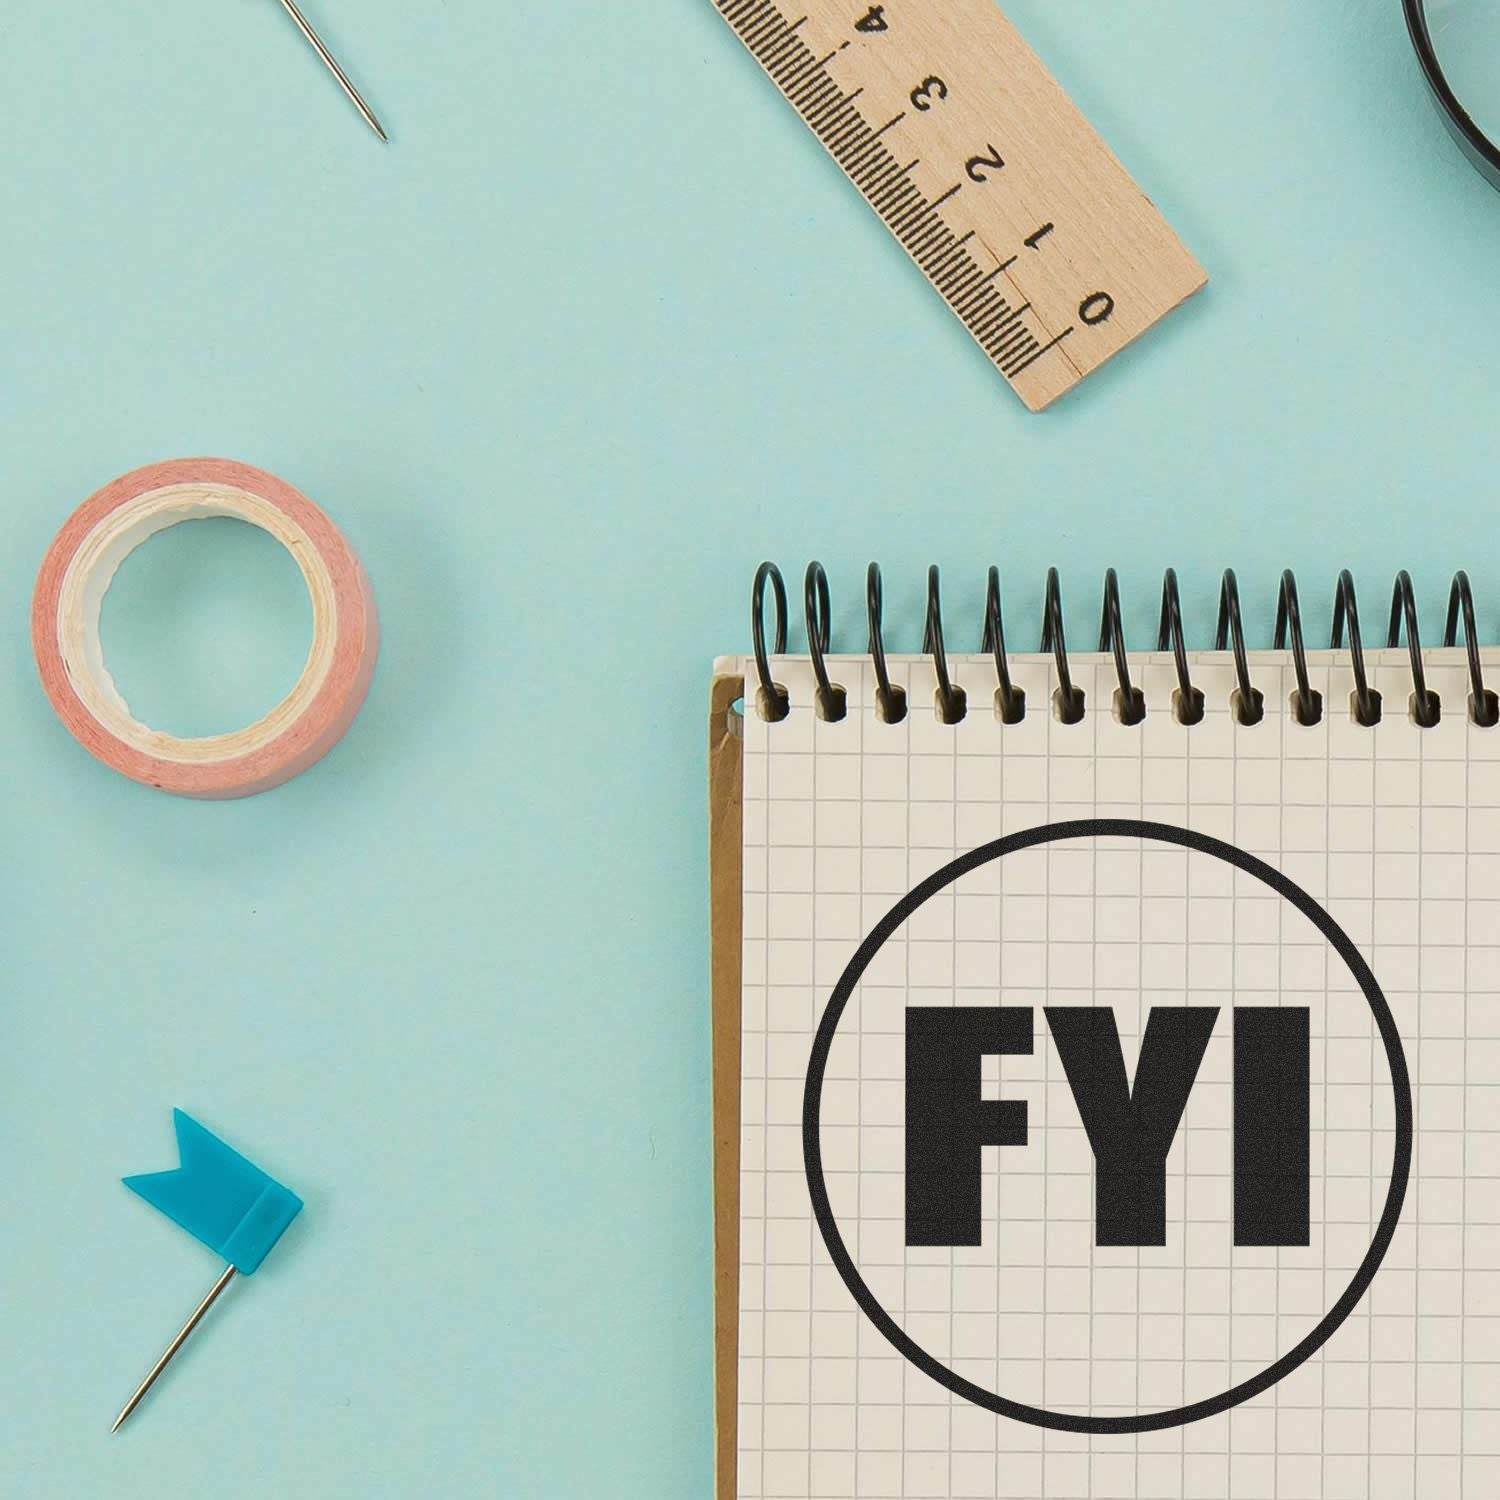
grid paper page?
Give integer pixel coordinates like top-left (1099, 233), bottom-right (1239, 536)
top-left (735, 648), bottom-right (1500, 1500)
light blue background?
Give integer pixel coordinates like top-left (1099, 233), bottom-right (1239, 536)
top-left (2, 1), bottom-right (1498, 1494)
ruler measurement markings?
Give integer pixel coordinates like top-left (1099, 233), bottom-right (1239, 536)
top-left (931, 235), bottom-right (981, 281)
top-left (817, 100), bottom-right (861, 139)
top-left (909, 228), bottom-right (949, 264)
top-left (961, 278), bottom-right (1014, 320)
top-left (806, 93), bottom-right (848, 133)
top-left (775, 18), bottom-right (1033, 372)
top-left (855, 150), bottom-right (902, 189)
top-left (977, 296), bottom-right (1023, 334)
top-left (996, 329), bottom-right (1038, 367)
top-left (884, 173), bottom-right (926, 216)
top-left (873, 174), bottom-right (917, 216)
top-left (913, 216), bottom-right (958, 254)
top-left (722, 0), bottom-right (1038, 391)
top-left (760, 40), bottom-right (804, 79)
top-left (889, 194), bottom-right (933, 237)
top-left (870, 184), bottom-right (912, 224)
top-left (987, 322), bottom-right (1032, 362)
top-left (1006, 326), bottom-right (1074, 378)
top-left (852, 158), bottom-right (903, 203)
top-left (988, 314), bottom-right (1033, 352)
top-left (1002, 322), bottom-right (1052, 362)
top-left (846, 118), bottom-right (902, 161)
top-left (936, 267), bottom-right (981, 310)
top-left (937, 266), bottom-right (984, 310)
top-left (911, 229), bottom-right (956, 268)
top-left (740, 12), bottom-right (791, 53)
top-left (827, 119), bottom-right (870, 158)
top-left (712, 0), bottom-right (1206, 409)
top-left (802, 75), bottom-right (842, 110)
top-left (733, 4), bottom-right (780, 34)
top-left (839, 138), bottom-right (885, 179)
top-left (896, 191), bottom-right (943, 234)
top-left (791, 62), bottom-right (840, 102)
top-left (953, 266), bottom-right (1013, 323)
top-left (760, 42), bottom-right (804, 82)
top-left (954, 272), bottom-right (1011, 321)
top-left (985, 318), bottom-right (1028, 354)
top-left (930, 234), bottom-right (978, 283)
top-left (774, 50), bottom-right (818, 92)
top-left (790, 50), bottom-right (842, 95)
top-left (932, 258), bottom-right (980, 304)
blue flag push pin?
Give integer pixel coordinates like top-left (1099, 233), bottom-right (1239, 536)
top-left (113, 1110), bottom-right (303, 1432)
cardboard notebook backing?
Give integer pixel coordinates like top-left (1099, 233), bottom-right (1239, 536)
top-left (708, 673), bottom-right (745, 1500)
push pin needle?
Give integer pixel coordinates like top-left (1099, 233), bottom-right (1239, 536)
top-left (112, 1111), bottom-right (303, 1433)
top-left (275, 0), bottom-right (389, 142)
top-left (112, 1267), bottom-right (238, 1433)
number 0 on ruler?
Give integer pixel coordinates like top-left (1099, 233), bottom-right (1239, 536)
top-left (714, 0), bottom-right (1207, 410)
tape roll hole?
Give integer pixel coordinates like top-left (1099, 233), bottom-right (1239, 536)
top-left (100, 516), bottom-right (313, 738)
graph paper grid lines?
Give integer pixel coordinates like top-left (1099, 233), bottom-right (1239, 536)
top-left (735, 649), bottom-right (1500, 1500)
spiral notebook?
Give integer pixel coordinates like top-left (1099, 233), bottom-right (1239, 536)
top-left (708, 564), bottom-right (1500, 1500)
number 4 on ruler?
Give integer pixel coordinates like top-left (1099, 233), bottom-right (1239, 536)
top-left (713, 0), bottom-right (1206, 410)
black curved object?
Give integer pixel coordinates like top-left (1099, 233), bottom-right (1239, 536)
top-left (1387, 570), bottom-right (1440, 727)
top-left (1403, 0), bottom-right (1500, 191)
top-left (981, 566), bottom-right (1026, 724)
top-left (751, 560), bottom-right (789, 720)
top-left (803, 561), bottom-right (846, 720)
top-left (1273, 570), bottom-right (1323, 726)
top-left (1215, 569), bottom-right (1264, 725)
top-left (1331, 570), bottom-right (1383, 726)
top-left (1040, 567), bottom-right (1086, 724)
top-left (1098, 568), bottom-right (1145, 724)
top-left (866, 562), bottom-right (907, 723)
top-left (1157, 568), bottom-right (1204, 725)
top-left (1445, 570), bottom-right (1499, 727)
top-left (922, 565), bottom-right (967, 723)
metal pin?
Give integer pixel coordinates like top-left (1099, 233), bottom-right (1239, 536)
top-left (111, 1266), bottom-right (238, 1433)
top-left (275, 0), bottom-right (389, 142)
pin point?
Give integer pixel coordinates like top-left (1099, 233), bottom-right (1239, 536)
top-left (274, 0), bottom-right (389, 142)
top-left (113, 1111), bottom-right (303, 1433)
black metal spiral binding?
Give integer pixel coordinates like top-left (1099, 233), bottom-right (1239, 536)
top-left (1099, 569), bottom-right (1146, 725)
top-left (803, 562), bottom-right (847, 721)
top-left (751, 560), bottom-right (789, 721)
top-left (1388, 570), bottom-right (1440, 728)
top-left (1158, 568), bottom-right (1205, 725)
top-left (750, 563), bottom-right (1492, 730)
top-left (1331, 569), bottom-right (1383, 726)
top-left (923, 565), bottom-right (967, 724)
top-left (866, 562), bottom-right (907, 724)
top-left (1040, 568), bottom-right (1086, 724)
top-left (982, 567), bottom-right (1026, 725)
top-left (1273, 570), bottom-right (1323, 726)
top-left (1445, 571), bottom-right (1499, 727)
top-left (1216, 569), bottom-right (1265, 726)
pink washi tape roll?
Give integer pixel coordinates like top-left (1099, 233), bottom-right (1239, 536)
top-left (31, 457), bottom-right (378, 798)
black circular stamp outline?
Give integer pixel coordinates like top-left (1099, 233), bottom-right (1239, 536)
top-left (802, 818), bottom-right (1413, 1434)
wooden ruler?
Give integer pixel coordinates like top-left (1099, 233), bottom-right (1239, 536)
top-left (712, 0), bottom-right (1207, 409)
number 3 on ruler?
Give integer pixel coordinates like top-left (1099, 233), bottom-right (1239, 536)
top-left (910, 76), bottom-right (947, 111)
